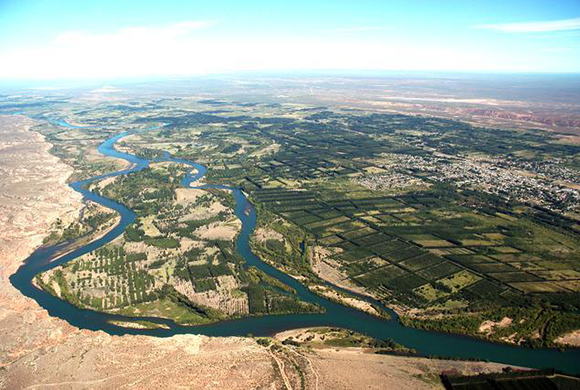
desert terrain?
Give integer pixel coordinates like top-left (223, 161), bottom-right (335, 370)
top-left (231, 75), bottom-right (580, 140)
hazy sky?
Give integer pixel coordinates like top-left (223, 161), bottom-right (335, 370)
top-left (1, 0), bottom-right (579, 80)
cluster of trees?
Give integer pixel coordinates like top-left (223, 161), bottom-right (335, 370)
top-left (401, 305), bottom-right (580, 348)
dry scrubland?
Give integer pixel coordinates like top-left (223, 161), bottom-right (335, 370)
top-left (0, 114), bottom-right (519, 388)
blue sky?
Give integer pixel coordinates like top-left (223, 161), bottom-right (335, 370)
top-left (0, 0), bottom-right (579, 79)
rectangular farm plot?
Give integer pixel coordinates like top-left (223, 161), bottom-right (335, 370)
top-left (446, 254), bottom-right (497, 265)
top-left (383, 246), bottom-right (425, 263)
top-left (310, 220), bottom-right (366, 237)
top-left (466, 279), bottom-right (508, 298)
top-left (413, 283), bottom-right (449, 302)
top-left (342, 257), bottom-right (389, 277)
top-left (334, 247), bottom-right (374, 263)
top-left (314, 210), bottom-right (344, 219)
top-left (531, 269), bottom-right (580, 281)
top-left (280, 202), bottom-right (320, 213)
top-left (360, 199), bottom-right (404, 209)
top-left (509, 281), bottom-right (571, 293)
top-left (334, 248), bottom-right (373, 263)
top-left (399, 253), bottom-right (444, 272)
top-left (360, 215), bottom-right (383, 224)
top-left (351, 202), bottom-right (385, 211)
top-left (534, 260), bottom-right (580, 271)
top-left (318, 235), bottom-right (343, 246)
top-left (354, 264), bottom-right (408, 287)
top-left (490, 253), bottom-right (543, 263)
top-left (429, 247), bottom-right (475, 256)
top-left (389, 207), bottom-right (417, 214)
top-left (374, 214), bottom-right (403, 224)
top-left (555, 280), bottom-right (580, 292)
top-left (368, 239), bottom-right (409, 255)
top-left (392, 214), bottom-right (423, 224)
top-left (481, 232), bottom-right (507, 241)
top-left (281, 210), bottom-right (310, 219)
top-left (381, 272), bottom-right (427, 291)
top-left (401, 234), bottom-right (439, 242)
top-left (467, 262), bottom-right (519, 274)
top-left (437, 270), bottom-right (481, 293)
top-left (489, 272), bottom-right (543, 283)
top-left (416, 261), bottom-right (463, 280)
top-left (403, 234), bottom-right (455, 248)
top-left (291, 215), bottom-right (322, 226)
top-left (336, 241), bottom-right (360, 252)
top-left (414, 239), bottom-right (455, 248)
top-left (341, 227), bottom-right (378, 240)
top-left (460, 239), bottom-right (495, 246)
top-left (487, 246), bottom-right (521, 254)
top-left (507, 262), bottom-right (546, 272)
top-left (335, 205), bottom-right (358, 212)
top-left (352, 232), bottom-right (393, 246)
top-left (304, 216), bottom-right (351, 230)
top-left (275, 202), bottom-right (326, 212)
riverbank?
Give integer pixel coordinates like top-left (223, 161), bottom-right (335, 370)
top-left (270, 327), bottom-right (524, 389)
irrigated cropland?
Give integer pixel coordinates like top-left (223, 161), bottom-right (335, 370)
top-left (3, 85), bottom-right (579, 353)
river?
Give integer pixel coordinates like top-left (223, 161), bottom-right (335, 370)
top-left (9, 120), bottom-right (580, 374)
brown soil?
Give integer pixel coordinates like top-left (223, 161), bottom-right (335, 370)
top-left (555, 330), bottom-right (580, 347)
top-left (479, 317), bottom-right (513, 335)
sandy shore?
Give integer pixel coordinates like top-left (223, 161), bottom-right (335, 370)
top-left (556, 330), bottom-right (580, 347)
top-left (311, 348), bottom-right (516, 390)
top-left (272, 327), bottom-right (520, 389)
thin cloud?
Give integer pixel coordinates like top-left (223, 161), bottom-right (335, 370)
top-left (1, 20), bottom-right (578, 80)
top-left (54, 20), bottom-right (216, 45)
top-left (327, 26), bottom-right (384, 33)
top-left (476, 17), bottom-right (580, 33)
top-left (1, 20), bottom-right (219, 79)
top-left (542, 47), bottom-right (572, 52)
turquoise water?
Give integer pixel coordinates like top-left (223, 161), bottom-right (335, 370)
top-left (9, 120), bottom-right (580, 374)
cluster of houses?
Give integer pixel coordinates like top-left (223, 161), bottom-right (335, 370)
top-left (364, 153), bottom-right (580, 213)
